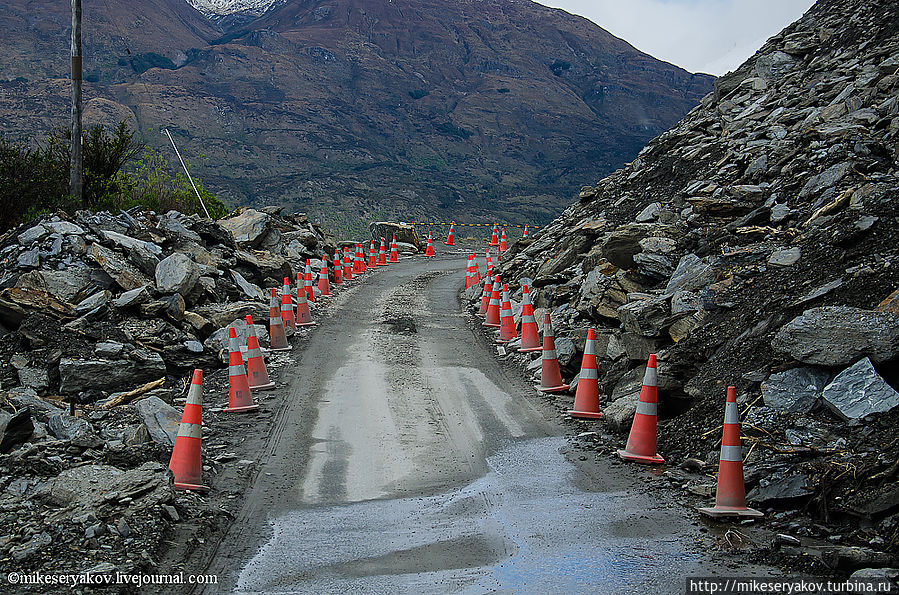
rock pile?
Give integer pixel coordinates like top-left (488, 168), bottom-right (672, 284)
top-left (480, 0), bottom-right (899, 566)
top-left (0, 206), bottom-right (335, 579)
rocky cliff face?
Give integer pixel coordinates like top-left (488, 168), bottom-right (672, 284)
top-left (485, 0), bottom-right (899, 557)
top-left (0, 0), bottom-right (713, 233)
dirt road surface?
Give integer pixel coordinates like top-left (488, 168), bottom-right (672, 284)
top-left (194, 254), bottom-right (774, 594)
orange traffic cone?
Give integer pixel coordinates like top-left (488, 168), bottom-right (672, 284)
top-left (244, 315), bottom-right (274, 390)
top-left (464, 255), bottom-right (474, 289)
top-left (497, 284), bottom-right (517, 343)
top-left (169, 369), bottom-right (207, 490)
top-left (445, 222), bottom-right (455, 246)
top-left (368, 241), bottom-right (377, 268)
top-left (499, 228), bottom-right (507, 252)
top-left (295, 279), bottom-right (314, 326)
top-left (518, 284), bottom-right (541, 352)
top-left (472, 258), bottom-right (481, 284)
top-left (224, 327), bottom-right (258, 413)
top-left (269, 288), bottom-right (290, 351)
top-left (535, 312), bottom-right (569, 393)
top-left (489, 223), bottom-right (499, 247)
top-left (280, 277), bottom-right (296, 330)
top-left (378, 238), bottom-right (387, 265)
top-left (333, 249), bottom-right (343, 284)
top-left (425, 233), bottom-right (435, 257)
top-left (479, 273), bottom-right (493, 316)
top-left (304, 260), bottom-right (315, 302)
top-left (318, 255), bottom-right (332, 297)
top-left (485, 248), bottom-right (493, 274)
top-left (699, 387), bottom-right (764, 518)
top-left (389, 236), bottom-right (398, 262)
top-left (523, 224), bottom-right (529, 238)
top-left (483, 280), bottom-right (501, 328)
top-left (569, 328), bottom-right (602, 419)
top-left (343, 247), bottom-right (353, 281)
top-left (617, 354), bottom-right (664, 464)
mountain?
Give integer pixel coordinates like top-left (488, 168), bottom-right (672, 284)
top-left (0, 0), bottom-right (714, 232)
top-left (486, 0), bottom-right (899, 549)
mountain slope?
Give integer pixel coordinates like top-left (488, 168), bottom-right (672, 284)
top-left (488, 0), bottom-right (899, 550)
top-left (0, 0), bottom-right (713, 231)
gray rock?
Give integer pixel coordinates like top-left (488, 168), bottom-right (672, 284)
top-left (671, 290), bottom-right (701, 314)
top-left (155, 253), bottom-right (201, 295)
top-left (799, 162), bottom-right (851, 199)
top-left (230, 269), bottom-right (266, 301)
top-left (16, 363), bottom-right (51, 393)
top-left (74, 290), bottom-right (111, 315)
top-left (13, 531), bottom-right (52, 562)
top-left (8, 388), bottom-right (65, 422)
top-left (134, 397), bottom-right (181, 447)
top-left (94, 341), bottom-right (125, 358)
top-left (603, 396), bottom-right (637, 432)
top-left (113, 285), bottom-right (152, 308)
top-left (665, 254), bottom-right (715, 295)
top-left (157, 215), bottom-right (201, 242)
top-left (47, 414), bottom-right (102, 448)
top-left (38, 461), bottom-right (171, 509)
top-left (747, 474), bottom-right (810, 505)
top-left (633, 253), bottom-right (674, 280)
top-left (58, 352), bottom-right (167, 395)
top-left (123, 424), bottom-right (151, 446)
top-left (369, 222), bottom-right (421, 251)
top-left (128, 244), bottom-right (161, 277)
top-left (18, 224), bottom-right (49, 245)
top-left (219, 209), bottom-right (272, 246)
top-left (43, 221), bottom-right (85, 235)
top-left (770, 203), bottom-right (792, 223)
top-left (761, 367), bottom-right (830, 413)
top-left (0, 409), bottom-right (34, 452)
top-left (768, 247), bottom-right (801, 267)
top-left (772, 307), bottom-right (899, 366)
top-left (88, 242), bottom-right (150, 291)
top-left (618, 297), bottom-right (670, 338)
top-left (17, 248), bottom-right (40, 269)
top-left (99, 230), bottom-right (162, 256)
top-left (822, 358), bottom-right (899, 421)
top-left (636, 202), bottom-right (661, 222)
top-left (554, 336), bottom-right (577, 367)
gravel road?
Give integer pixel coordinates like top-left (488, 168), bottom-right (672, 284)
top-left (194, 254), bottom-right (776, 594)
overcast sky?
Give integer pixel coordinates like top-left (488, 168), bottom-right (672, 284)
top-left (538, 0), bottom-right (815, 75)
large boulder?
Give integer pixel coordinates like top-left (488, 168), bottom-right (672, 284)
top-left (665, 254), bottom-right (716, 295)
top-left (822, 358), bottom-right (899, 421)
top-left (134, 397), bottom-right (181, 446)
top-left (155, 253), bottom-right (201, 295)
top-left (48, 413), bottom-right (102, 448)
top-left (369, 222), bottom-right (421, 251)
top-left (761, 367), bottom-right (830, 413)
top-left (219, 209), bottom-right (271, 246)
top-left (88, 243), bottom-right (150, 291)
top-left (58, 352), bottom-right (167, 395)
top-left (772, 307), bottom-right (899, 366)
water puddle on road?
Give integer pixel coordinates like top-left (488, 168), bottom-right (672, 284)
top-left (236, 437), bottom-right (701, 594)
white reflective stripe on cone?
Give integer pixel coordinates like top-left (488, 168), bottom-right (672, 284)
top-left (724, 402), bottom-right (740, 425)
top-left (521, 314), bottom-right (536, 324)
top-left (636, 401), bottom-right (657, 416)
top-left (177, 422), bottom-right (202, 439)
top-left (543, 349), bottom-right (557, 359)
top-left (719, 444), bottom-right (743, 462)
top-left (579, 368), bottom-right (598, 380)
top-left (246, 347), bottom-right (263, 359)
top-left (643, 366), bottom-right (658, 387)
top-left (186, 387), bottom-right (202, 406)
top-left (228, 365), bottom-right (245, 376)
top-left (584, 340), bottom-right (596, 356)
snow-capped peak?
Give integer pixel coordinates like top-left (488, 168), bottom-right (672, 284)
top-left (186, 0), bottom-right (280, 17)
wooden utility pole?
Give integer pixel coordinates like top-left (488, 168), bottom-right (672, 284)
top-left (70, 0), bottom-right (83, 203)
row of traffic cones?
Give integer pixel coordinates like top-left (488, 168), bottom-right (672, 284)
top-left (170, 242), bottom-right (381, 491)
top-left (474, 271), bottom-right (762, 520)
